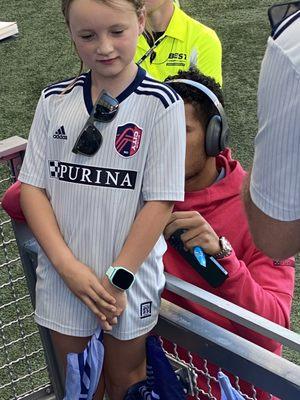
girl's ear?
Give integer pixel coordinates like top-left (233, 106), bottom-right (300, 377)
top-left (138, 7), bottom-right (146, 35)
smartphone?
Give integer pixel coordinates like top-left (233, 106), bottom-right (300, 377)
top-left (168, 229), bottom-right (228, 288)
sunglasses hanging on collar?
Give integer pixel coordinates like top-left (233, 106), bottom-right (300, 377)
top-left (268, 1), bottom-right (300, 35)
top-left (72, 90), bottom-right (119, 157)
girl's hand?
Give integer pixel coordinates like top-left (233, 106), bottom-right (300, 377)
top-left (100, 275), bottom-right (127, 330)
top-left (101, 275), bottom-right (127, 312)
top-left (164, 211), bottom-right (221, 255)
top-left (59, 259), bottom-right (117, 328)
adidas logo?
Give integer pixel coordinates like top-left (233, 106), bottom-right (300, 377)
top-left (53, 126), bottom-right (67, 140)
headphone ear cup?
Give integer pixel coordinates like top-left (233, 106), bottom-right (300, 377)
top-left (205, 115), bottom-right (222, 156)
top-left (220, 124), bottom-right (229, 152)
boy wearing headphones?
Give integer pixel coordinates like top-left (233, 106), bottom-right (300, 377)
top-left (163, 68), bottom-right (294, 399)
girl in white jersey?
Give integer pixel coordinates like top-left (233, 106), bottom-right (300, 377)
top-left (18, 0), bottom-right (185, 398)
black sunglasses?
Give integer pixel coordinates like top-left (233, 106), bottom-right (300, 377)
top-left (268, 1), bottom-right (300, 33)
top-left (72, 90), bottom-right (119, 157)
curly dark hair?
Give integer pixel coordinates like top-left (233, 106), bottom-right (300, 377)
top-left (165, 67), bottom-right (225, 130)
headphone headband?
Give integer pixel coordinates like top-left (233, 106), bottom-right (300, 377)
top-left (166, 78), bottom-right (229, 156)
top-left (167, 79), bottom-right (228, 131)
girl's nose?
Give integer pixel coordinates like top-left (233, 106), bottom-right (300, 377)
top-left (96, 38), bottom-right (113, 55)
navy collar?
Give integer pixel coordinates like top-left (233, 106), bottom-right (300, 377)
top-left (83, 66), bottom-right (146, 114)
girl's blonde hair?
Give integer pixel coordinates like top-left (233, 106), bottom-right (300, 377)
top-left (61, 0), bottom-right (146, 92)
top-left (62, 0), bottom-right (145, 25)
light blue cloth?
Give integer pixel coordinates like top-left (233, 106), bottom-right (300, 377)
top-left (64, 326), bottom-right (104, 400)
top-left (218, 371), bottom-right (244, 400)
top-left (24, 236), bottom-right (40, 254)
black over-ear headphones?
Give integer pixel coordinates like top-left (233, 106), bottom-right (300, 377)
top-left (167, 79), bottom-right (229, 157)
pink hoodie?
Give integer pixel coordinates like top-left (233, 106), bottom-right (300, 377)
top-left (163, 149), bottom-right (294, 399)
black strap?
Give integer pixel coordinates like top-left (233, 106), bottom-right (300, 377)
top-left (136, 35), bottom-right (167, 66)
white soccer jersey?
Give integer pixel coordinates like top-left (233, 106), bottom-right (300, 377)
top-left (250, 11), bottom-right (300, 221)
top-left (19, 67), bottom-right (186, 339)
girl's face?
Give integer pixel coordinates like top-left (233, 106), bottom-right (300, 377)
top-left (68, 0), bottom-right (145, 80)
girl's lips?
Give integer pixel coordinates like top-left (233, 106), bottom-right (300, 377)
top-left (97, 57), bottom-right (118, 65)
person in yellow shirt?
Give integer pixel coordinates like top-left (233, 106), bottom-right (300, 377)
top-left (135, 0), bottom-right (222, 85)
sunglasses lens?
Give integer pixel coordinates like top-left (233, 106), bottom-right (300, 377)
top-left (73, 125), bottom-right (102, 156)
top-left (94, 105), bottom-right (118, 122)
top-left (272, 5), bottom-right (289, 25)
top-left (269, 3), bottom-right (300, 29)
top-left (94, 91), bottom-right (119, 122)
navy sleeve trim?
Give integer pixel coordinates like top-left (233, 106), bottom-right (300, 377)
top-left (135, 88), bottom-right (170, 108)
top-left (143, 77), bottom-right (180, 101)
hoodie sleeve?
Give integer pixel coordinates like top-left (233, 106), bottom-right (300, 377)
top-left (1, 180), bottom-right (26, 222)
top-left (216, 248), bottom-right (295, 351)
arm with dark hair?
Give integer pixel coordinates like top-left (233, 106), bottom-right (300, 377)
top-left (243, 172), bottom-right (300, 259)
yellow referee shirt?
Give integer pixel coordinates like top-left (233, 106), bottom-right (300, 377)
top-left (135, 5), bottom-right (222, 85)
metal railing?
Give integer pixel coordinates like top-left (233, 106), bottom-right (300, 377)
top-left (0, 137), bottom-right (300, 400)
top-left (0, 137), bottom-right (55, 400)
top-left (157, 275), bottom-right (300, 399)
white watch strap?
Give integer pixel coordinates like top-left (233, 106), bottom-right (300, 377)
top-left (106, 265), bottom-right (115, 279)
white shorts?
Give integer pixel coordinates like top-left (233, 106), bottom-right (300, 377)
top-left (34, 250), bottom-right (165, 340)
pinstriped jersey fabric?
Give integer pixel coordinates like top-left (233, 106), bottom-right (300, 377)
top-left (18, 67), bottom-right (186, 338)
top-left (250, 11), bottom-right (300, 221)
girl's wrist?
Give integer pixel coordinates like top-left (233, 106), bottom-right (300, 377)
top-left (52, 249), bottom-right (77, 276)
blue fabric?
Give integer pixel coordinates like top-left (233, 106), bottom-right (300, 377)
top-left (24, 237), bottom-right (40, 254)
top-left (218, 372), bottom-right (244, 400)
top-left (64, 326), bottom-right (104, 400)
top-left (124, 335), bottom-right (186, 400)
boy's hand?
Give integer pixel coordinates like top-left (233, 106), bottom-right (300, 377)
top-left (164, 211), bottom-right (221, 255)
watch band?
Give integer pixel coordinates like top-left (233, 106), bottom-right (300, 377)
top-left (106, 265), bottom-right (115, 279)
top-left (213, 236), bottom-right (232, 259)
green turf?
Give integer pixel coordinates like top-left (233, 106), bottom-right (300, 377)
top-left (0, 1), bottom-right (299, 398)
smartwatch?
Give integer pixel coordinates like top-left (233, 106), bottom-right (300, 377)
top-left (106, 266), bottom-right (135, 291)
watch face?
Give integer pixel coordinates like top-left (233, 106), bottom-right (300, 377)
top-left (112, 268), bottom-right (134, 290)
top-left (219, 237), bottom-right (228, 250)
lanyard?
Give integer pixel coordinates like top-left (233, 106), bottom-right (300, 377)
top-left (136, 35), bottom-right (167, 66)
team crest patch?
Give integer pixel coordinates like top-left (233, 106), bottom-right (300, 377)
top-left (115, 123), bottom-right (142, 157)
top-left (140, 301), bottom-right (152, 319)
